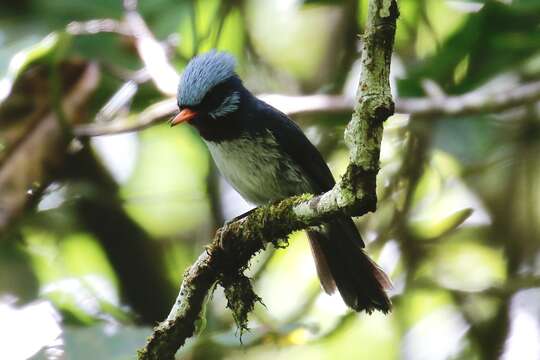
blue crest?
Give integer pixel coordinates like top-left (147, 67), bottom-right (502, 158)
top-left (178, 50), bottom-right (237, 106)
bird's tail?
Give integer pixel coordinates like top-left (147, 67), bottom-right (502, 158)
top-left (307, 217), bottom-right (392, 313)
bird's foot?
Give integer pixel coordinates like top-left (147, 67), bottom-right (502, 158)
top-left (217, 227), bottom-right (229, 251)
top-left (223, 208), bottom-right (257, 227)
top-left (218, 208), bottom-right (257, 250)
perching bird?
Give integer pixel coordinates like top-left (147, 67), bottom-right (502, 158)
top-left (171, 51), bottom-right (391, 313)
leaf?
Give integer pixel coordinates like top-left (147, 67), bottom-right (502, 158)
top-left (409, 208), bottom-right (474, 239)
top-left (0, 32), bottom-right (72, 103)
top-left (399, 2), bottom-right (540, 96)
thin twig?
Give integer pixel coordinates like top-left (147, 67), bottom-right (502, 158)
top-left (74, 98), bottom-right (176, 137)
top-left (396, 79), bottom-right (540, 118)
top-left (124, 9), bottom-right (179, 96)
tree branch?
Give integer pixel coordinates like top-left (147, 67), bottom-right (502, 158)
top-left (137, 1), bottom-right (398, 359)
top-left (73, 98), bottom-right (176, 137)
top-left (123, 8), bottom-right (178, 96)
top-left (73, 78), bottom-right (540, 137)
top-left (396, 79), bottom-right (540, 118)
top-left (261, 79), bottom-right (540, 119)
top-left (0, 62), bottom-right (99, 234)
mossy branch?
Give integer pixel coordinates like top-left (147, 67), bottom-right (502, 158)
top-left (138, 1), bottom-right (399, 359)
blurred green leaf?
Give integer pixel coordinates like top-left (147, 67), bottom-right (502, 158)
top-left (432, 116), bottom-right (498, 165)
top-left (245, 0), bottom-right (346, 89)
top-left (0, 241), bottom-right (38, 301)
top-left (1, 32), bottom-right (71, 102)
top-left (399, 2), bottom-right (540, 95)
top-left (409, 207), bottom-right (473, 239)
top-left (121, 124), bottom-right (210, 236)
top-left (417, 230), bottom-right (507, 292)
top-left (397, 289), bottom-right (454, 328)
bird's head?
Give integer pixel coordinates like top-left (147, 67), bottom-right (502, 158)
top-left (171, 51), bottom-right (242, 127)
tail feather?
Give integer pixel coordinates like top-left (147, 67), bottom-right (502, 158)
top-left (307, 231), bottom-right (336, 294)
top-left (307, 217), bottom-right (392, 313)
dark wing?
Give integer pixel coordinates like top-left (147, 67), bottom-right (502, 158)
top-left (254, 99), bottom-right (365, 249)
top-left (255, 99), bottom-right (335, 193)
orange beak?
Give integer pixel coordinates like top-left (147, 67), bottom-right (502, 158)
top-left (170, 108), bottom-right (197, 126)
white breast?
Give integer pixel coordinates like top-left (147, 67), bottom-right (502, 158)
top-left (205, 131), bottom-right (311, 205)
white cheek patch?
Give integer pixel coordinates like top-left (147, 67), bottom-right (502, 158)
top-left (209, 91), bottom-right (240, 119)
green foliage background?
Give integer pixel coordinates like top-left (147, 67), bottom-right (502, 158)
top-left (1, 0), bottom-right (539, 359)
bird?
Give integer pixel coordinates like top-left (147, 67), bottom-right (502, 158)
top-left (170, 50), bottom-right (391, 313)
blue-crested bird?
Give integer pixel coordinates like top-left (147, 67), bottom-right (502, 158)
top-left (171, 51), bottom-right (391, 313)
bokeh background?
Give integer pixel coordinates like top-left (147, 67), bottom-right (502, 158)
top-left (1, 0), bottom-right (540, 359)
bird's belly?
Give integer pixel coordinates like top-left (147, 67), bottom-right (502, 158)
top-left (205, 133), bottom-right (311, 205)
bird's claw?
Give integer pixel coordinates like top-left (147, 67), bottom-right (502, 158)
top-left (223, 218), bottom-right (235, 228)
top-left (217, 225), bottom-right (232, 251)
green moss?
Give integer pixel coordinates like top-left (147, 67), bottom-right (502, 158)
top-left (221, 273), bottom-right (263, 336)
top-left (208, 193), bottom-right (317, 334)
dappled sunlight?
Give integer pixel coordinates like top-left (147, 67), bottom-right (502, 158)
top-left (0, 298), bottom-right (62, 360)
top-left (402, 307), bottom-right (469, 360)
top-left (502, 289), bottom-right (540, 360)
